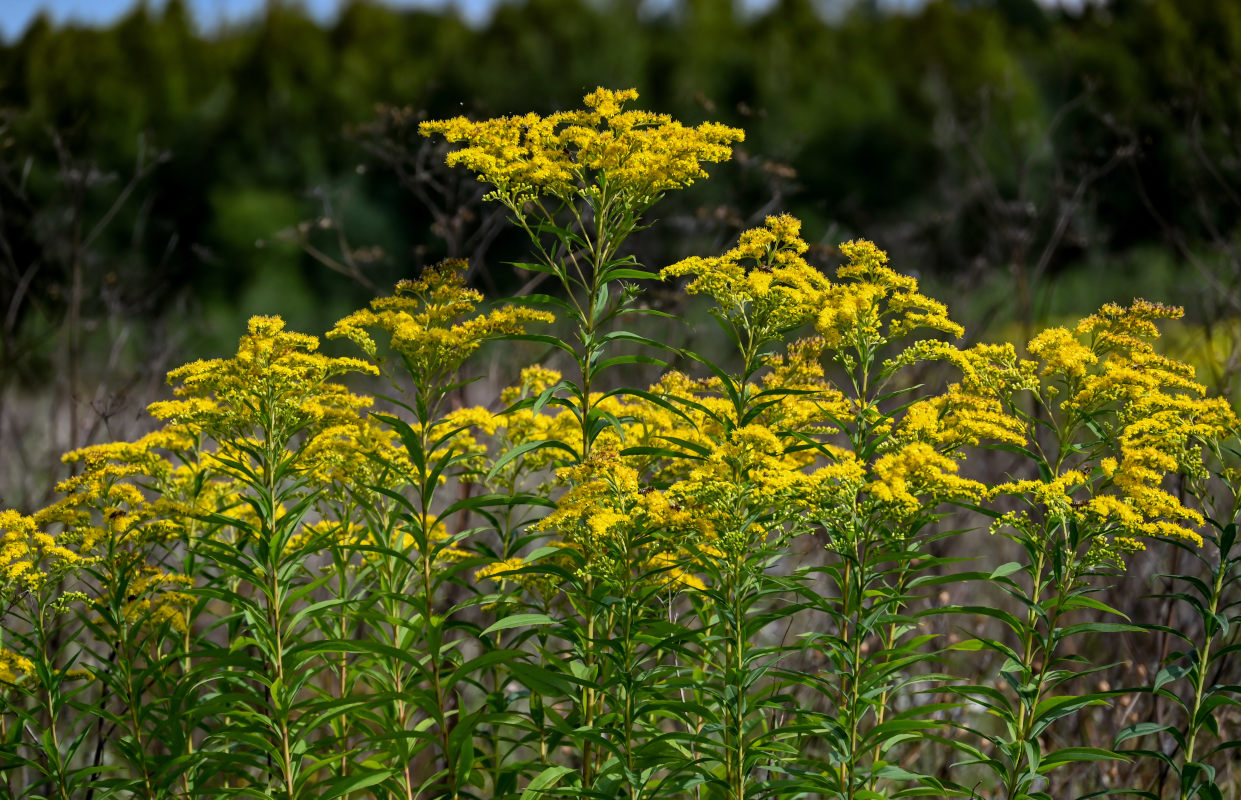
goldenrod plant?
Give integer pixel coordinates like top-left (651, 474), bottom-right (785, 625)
top-left (947, 303), bottom-right (1237, 799)
top-left (1116, 429), bottom-right (1241, 800)
top-left (0, 88), bottom-right (1236, 800)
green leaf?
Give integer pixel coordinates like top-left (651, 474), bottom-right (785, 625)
top-left (484, 439), bottom-right (578, 482)
top-left (1114, 722), bottom-right (1171, 747)
top-left (1062, 594), bottom-right (1130, 619)
top-left (1037, 747), bottom-right (1125, 771)
top-left (1154, 662), bottom-right (1194, 692)
top-left (519, 766), bottom-right (577, 800)
top-left (989, 562), bottom-right (1024, 580)
top-left (481, 614), bottom-right (557, 636)
top-left (1031, 695), bottom-right (1108, 734)
top-left (601, 267), bottom-right (658, 281)
top-left (1059, 622), bottom-right (1144, 638)
top-left (316, 769), bottom-right (394, 800)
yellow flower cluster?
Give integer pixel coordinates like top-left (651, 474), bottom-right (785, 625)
top-left (4, 311), bottom-right (432, 634)
top-left (151, 315), bottom-right (378, 444)
top-left (42, 436), bottom-right (199, 558)
top-left (992, 471), bottom-right (1088, 519)
top-left (664, 221), bottom-right (964, 361)
top-left (421, 87), bottom-right (744, 207)
top-left (105, 566), bottom-right (195, 634)
top-left (645, 340), bottom-right (853, 461)
top-left (476, 556), bottom-right (529, 584)
top-left (988, 473), bottom-right (1146, 566)
top-left (662, 215), bottom-right (831, 340)
top-left (0, 648), bottom-right (33, 685)
top-left (1028, 326), bottom-right (1096, 379)
top-left (448, 342), bottom-right (885, 580)
top-left (136, 316), bottom-right (406, 551)
top-left (817, 240), bottom-right (964, 351)
top-left (991, 300), bottom-right (1240, 559)
top-left (301, 518), bottom-right (469, 566)
top-left (759, 338), bottom-right (853, 436)
top-left (329, 260), bottom-right (553, 383)
top-left (301, 416), bottom-right (410, 492)
top-left (867, 442), bottom-right (985, 517)
top-left (447, 365), bottom-right (740, 489)
top-left (0, 509), bottom-right (83, 599)
top-left (671, 423), bottom-right (866, 555)
top-left (532, 446), bottom-right (710, 590)
top-left (892, 342), bottom-right (1033, 452)
top-left (442, 367), bottom-right (580, 483)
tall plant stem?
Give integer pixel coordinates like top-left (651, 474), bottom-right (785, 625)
top-left (727, 559), bottom-right (749, 800)
top-left (1004, 542), bottom-right (1054, 800)
top-left (333, 556), bottom-right (352, 781)
top-left (267, 571), bottom-right (296, 800)
top-left (841, 549), bottom-right (867, 800)
top-left (385, 586), bottom-right (416, 800)
top-left (581, 585), bottom-right (598, 788)
top-left (422, 510), bottom-right (459, 800)
top-left (620, 566), bottom-right (638, 800)
top-left (122, 631), bottom-right (156, 799)
top-left (865, 546), bottom-right (915, 793)
top-left (34, 606), bottom-right (72, 800)
top-left (262, 431), bottom-right (298, 800)
top-left (1181, 544), bottom-right (1228, 786)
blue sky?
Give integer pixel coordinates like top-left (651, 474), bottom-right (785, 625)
top-left (0, 0), bottom-right (502, 39)
top-left (0, 0), bottom-right (800, 40)
top-left (0, 0), bottom-right (1085, 41)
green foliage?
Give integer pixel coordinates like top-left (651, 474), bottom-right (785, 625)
top-left (1117, 458), bottom-right (1241, 800)
top-left (2, 83), bottom-right (1241, 800)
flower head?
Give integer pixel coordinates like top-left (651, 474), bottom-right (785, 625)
top-left (817, 240), bottom-right (963, 352)
top-left (329, 260), bottom-right (552, 383)
top-left (421, 87), bottom-right (744, 208)
top-left (662, 214), bottom-right (830, 342)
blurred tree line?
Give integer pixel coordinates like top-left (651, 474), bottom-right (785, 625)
top-left (1, 0), bottom-right (1240, 502)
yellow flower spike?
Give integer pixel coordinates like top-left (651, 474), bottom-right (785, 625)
top-left (156, 315), bottom-right (378, 448)
top-left (582, 87), bottom-right (640, 118)
top-left (905, 387), bottom-right (1027, 451)
top-left (867, 442), bottom-right (985, 518)
top-left (500, 365), bottom-right (564, 406)
top-left (663, 214), bottom-right (830, 343)
top-left (0, 648), bottom-right (34, 685)
top-left (302, 417), bottom-right (411, 491)
top-left (1028, 327), bottom-right (1097, 379)
top-left (329, 260), bottom-right (552, 383)
top-left (100, 567), bottom-right (196, 635)
top-left (1076, 298), bottom-right (1182, 346)
top-left (1008, 299), bottom-right (1238, 559)
top-left (0, 509), bottom-right (84, 599)
top-left (476, 556), bottom-right (529, 584)
top-left (421, 87), bottom-right (743, 208)
top-left (530, 443), bottom-right (714, 589)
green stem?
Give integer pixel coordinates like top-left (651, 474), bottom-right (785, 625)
top-left (35, 605), bottom-right (72, 800)
top-left (1181, 541), bottom-right (1228, 790)
top-left (622, 573), bottom-right (637, 800)
top-left (729, 558), bottom-right (748, 800)
top-left (842, 547), bottom-right (868, 800)
top-left (865, 547), bottom-right (914, 793)
top-left (261, 407), bottom-right (297, 800)
top-left (581, 582), bottom-right (597, 789)
top-left (267, 523), bottom-right (297, 799)
top-left (423, 520), bottom-right (458, 800)
top-left (335, 549), bottom-right (352, 781)
top-left (1004, 538), bottom-right (1062, 800)
top-left (121, 628), bottom-right (157, 799)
